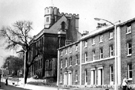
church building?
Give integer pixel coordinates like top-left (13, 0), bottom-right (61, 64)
top-left (28, 6), bottom-right (81, 82)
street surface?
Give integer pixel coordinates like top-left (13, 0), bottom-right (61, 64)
top-left (0, 82), bottom-right (30, 90)
top-left (0, 82), bottom-right (60, 90)
top-left (0, 78), bottom-right (71, 90)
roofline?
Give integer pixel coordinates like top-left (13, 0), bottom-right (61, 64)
top-left (58, 40), bottom-right (80, 50)
top-left (118, 17), bottom-right (135, 26)
top-left (80, 25), bottom-right (114, 41)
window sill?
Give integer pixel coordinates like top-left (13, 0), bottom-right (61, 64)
top-left (109, 38), bottom-right (113, 40)
top-left (92, 44), bottom-right (95, 46)
top-left (126, 32), bottom-right (131, 35)
top-left (75, 63), bottom-right (78, 66)
top-left (127, 54), bottom-right (132, 57)
top-left (99, 41), bottom-right (103, 43)
top-left (128, 78), bottom-right (133, 81)
top-left (99, 58), bottom-right (104, 60)
top-left (84, 46), bottom-right (87, 48)
top-left (109, 55), bottom-right (114, 57)
top-left (59, 81), bottom-right (63, 84)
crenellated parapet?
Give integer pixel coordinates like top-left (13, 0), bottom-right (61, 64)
top-left (44, 6), bottom-right (79, 18)
top-left (44, 6), bottom-right (60, 16)
top-left (44, 6), bottom-right (79, 29)
top-left (60, 12), bottom-right (79, 19)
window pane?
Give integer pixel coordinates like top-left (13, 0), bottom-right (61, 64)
top-left (129, 71), bottom-right (132, 78)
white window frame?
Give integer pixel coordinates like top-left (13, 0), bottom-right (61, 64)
top-left (65, 49), bottom-right (67, 55)
top-left (84, 40), bottom-right (87, 47)
top-left (126, 25), bottom-right (131, 34)
top-left (92, 38), bottom-right (95, 45)
top-left (85, 69), bottom-right (88, 85)
top-left (92, 50), bottom-right (96, 60)
top-left (75, 70), bottom-right (78, 82)
top-left (109, 31), bottom-right (114, 39)
top-left (60, 51), bottom-right (62, 56)
top-left (127, 42), bottom-right (132, 56)
top-left (84, 52), bottom-right (88, 62)
top-left (99, 35), bottom-right (103, 43)
top-left (76, 55), bottom-right (78, 65)
top-left (65, 58), bottom-right (67, 67)
top-left (75, 44), bottom-right (78, 51)
top-left (69, 47), bottom-right (72, 53)
top-left (110, 66), bottom-right (114, 85)
top-left (128, 64), bottom-right (132, 80)
top-left (109, 45), bottom-right (114, 57)
top-left (100, 48), bottom-right (103, 59)
top-left (60, 73), bottom-right (63, 83)
top-left (69, 57), bottom-right (72, 66)
top-left (60, 60), bottom-right (62, 68)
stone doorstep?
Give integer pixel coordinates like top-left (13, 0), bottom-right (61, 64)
top-left (58, 85), bottom-right (115, 90)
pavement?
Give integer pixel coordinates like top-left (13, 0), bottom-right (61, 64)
top-left (0, 78), bottom-right (59, 90)
top-left (0, 77), bottom-right (114, 90)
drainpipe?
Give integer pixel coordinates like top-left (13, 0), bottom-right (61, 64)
top-left (79, 41), bottom-right (82, 86)
top-left (57, 49), bottom-right (60, 88)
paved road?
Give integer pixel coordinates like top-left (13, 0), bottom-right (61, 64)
top-left (0, 82), bottom-right (30, 90)
top-left (0, 78), bottom-right (69, 90)
top-left (0, 82), bottom-right (61, 90)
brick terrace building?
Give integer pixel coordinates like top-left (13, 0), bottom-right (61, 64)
top-left (28, 6), bottom-right (81, 82)
top-left (57, 17), bottom-right (135, 87)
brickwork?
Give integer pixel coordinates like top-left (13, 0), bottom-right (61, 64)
top-left (81, 59), bottom-right (114, 85)
top-left (57, 11), bottom-right (135, 88)
top-left (59, 42), bottom-right (80, 85)
top-left (120, 22), bottom-right (135, 83)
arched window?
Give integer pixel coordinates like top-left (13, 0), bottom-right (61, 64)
top-left (61, 21), bottom-right (66, 31)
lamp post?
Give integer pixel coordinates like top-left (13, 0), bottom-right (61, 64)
top-left (94, 18), bottom-right (120, 90)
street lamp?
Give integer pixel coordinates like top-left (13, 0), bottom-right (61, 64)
top-left (94, 18), bottom-right (120, 90)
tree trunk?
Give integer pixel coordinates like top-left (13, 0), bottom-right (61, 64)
top-left (24, 50), bottom-right (29, 84)
top-left (24, 66), bottom-right (29, 84)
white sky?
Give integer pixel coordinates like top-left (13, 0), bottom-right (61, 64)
top-left (0, 0), bottom-right (135, 66)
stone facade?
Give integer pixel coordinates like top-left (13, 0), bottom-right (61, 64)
top-left (28, 6), bottom-right (81, 82)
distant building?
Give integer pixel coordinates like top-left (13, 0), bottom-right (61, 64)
top-left (57, 17), bottom-right (135, 87)
top-left (28, 6), bottom-right (81, 82)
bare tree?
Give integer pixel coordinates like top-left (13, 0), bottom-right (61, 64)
top-left (0, 21), bottom-right (40, 84)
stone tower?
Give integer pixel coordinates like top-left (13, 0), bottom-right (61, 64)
top-left (44, 7), bottom-right (60, 28)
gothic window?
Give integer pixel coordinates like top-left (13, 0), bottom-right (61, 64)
top-left (61, 22), bottom-right (66, 31)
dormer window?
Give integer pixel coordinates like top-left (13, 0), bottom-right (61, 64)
top-left (61, 22), bottom-right (66, 31)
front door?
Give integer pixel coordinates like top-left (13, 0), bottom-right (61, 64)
top-left (64, 72), bottom-right (68, 85)
top-left (68, 72), bottom-right (72, 85)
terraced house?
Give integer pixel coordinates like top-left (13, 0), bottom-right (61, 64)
top-left (57, 17), bottom-right (135, 87)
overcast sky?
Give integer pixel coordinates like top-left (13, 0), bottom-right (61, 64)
top-left (0, 0), bottom-right (135, 67)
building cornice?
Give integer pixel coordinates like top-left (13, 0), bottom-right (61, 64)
top-left (82, 56), bottom-right (115, 65)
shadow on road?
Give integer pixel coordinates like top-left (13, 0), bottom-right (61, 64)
top-left (0, 82), bottom-right (31, 90)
